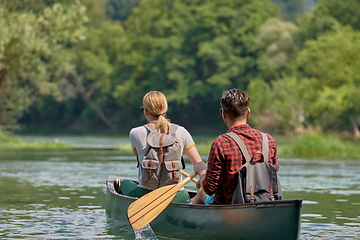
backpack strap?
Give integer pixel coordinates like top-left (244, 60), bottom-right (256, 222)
top-left (226, 132), bottom-right (251, 163)
top-left (227, 132), bottom-right (272, 203)
top-left (261, 133), bottom-right (269, 163)
top-left (169, 124), bottom-right (178, 134)
top-left (260, 133), bottom-right (275, 200)
top-left (144, 123), bottom-right (157, 132)
top-left (139, 124), bottom-right (154, 168)
top-left (168, 124), bottom-right (185, 169)
top-left (144, 123), bottom-right (178, 134)
top-left (226, 132), bottom-right (269, 163)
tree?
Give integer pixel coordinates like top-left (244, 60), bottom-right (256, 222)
top-left (297, 0), bottom-right (360, 44)
top-left (256, 18), bottom-right (299, 80)
top-left (106, 0), bottom-right (142, 23)
top-left (57, 0), bottom-right (126, 130)
top-left (247, 77), bottom-right (309, 134)
top-left (272, 0), bottom-right (316, 21)
top-left (292, 27), bottom-right (360, 136)
top-left (314, 0), bottom-right (360, 31)
top-left (17, 0), bottom-right (127, 130)
top-left (112, 0), bottom-right (280, 128)
top-left (0, 1), bottom-right (87, 130)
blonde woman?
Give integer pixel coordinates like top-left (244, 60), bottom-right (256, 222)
top-left (119, 91), bottom-right (207, 203)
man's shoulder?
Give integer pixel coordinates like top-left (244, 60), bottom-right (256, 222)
top-left (212, 133), bottom-right (233, 145)
top-left (260, 131), bottom-right (276, 143)
top-left (228, 126), bottom-right (276, 143)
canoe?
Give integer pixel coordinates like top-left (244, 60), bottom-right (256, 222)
top-left (106, 175), bottom-right (302, 240)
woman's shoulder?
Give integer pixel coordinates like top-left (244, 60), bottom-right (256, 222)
top-left (129, 125), bottom-right (147, 136)
top-left (171, 123), bottom-right (188, 133)
top-left (172, 124), bottom-right (195, 141)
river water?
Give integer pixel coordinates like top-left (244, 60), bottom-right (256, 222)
top-left (0, 135), bottom-right (359, 239)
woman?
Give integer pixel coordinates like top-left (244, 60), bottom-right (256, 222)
top-left (119, 91), bottom-right (207, 203)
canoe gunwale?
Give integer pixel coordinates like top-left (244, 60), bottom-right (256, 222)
top-left (106, 175), bottom-right (302, 210)
top-left (106, 175), bottom-right (302, 240)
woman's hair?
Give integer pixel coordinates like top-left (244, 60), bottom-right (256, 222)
top-left (143, 91), bottom-right (170, 134)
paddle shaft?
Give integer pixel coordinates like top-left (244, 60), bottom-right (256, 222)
top-left (127, 172), bottom-right (197, 230)
top-left (181, 169), bottom-right (198, 183)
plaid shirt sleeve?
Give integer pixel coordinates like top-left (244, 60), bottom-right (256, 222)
top-left (203, 134), bottom-right (244, 203)
top-left (267, 133), bottom-right (279, 171)
top-left (202, 136), bottom-right (227, 197)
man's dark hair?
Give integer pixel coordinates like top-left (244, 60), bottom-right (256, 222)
top-left (220, 88), bottom-right (250, 118)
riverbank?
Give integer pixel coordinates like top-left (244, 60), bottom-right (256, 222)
top-left (193, 133), bottom-right (360, 159)
top-left (277, 133), bottom-right (360, 158)
top-left (0, 131), bottom-right (72, 149)
top-left (1, 130), bottom-right (360, 158)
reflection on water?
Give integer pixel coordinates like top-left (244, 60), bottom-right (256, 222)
top-left (0, 136), bottom-right (359, 239)
top-left (18, 135), bottom-right (129, 149)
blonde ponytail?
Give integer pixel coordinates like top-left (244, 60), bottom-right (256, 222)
top-left (156, 115), bottom-right (170, 134)
top-left (143, 91), bottom-right (171, 134)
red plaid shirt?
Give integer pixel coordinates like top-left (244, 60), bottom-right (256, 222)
top-left (202, 124), bottom-right (279, 204)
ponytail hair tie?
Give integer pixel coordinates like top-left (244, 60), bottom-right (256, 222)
top-left (158, 113), bottom-right (165, 117)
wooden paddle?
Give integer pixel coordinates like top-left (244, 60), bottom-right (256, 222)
top-left (181, 169), bottom-right (198, 183)
top-left (127, 171), bottom-right (197, 230)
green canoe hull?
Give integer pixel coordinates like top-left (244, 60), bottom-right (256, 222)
top-left (106, 175), bottom-right (302, 240)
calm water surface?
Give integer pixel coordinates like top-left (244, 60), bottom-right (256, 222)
top-left (0, 136), bottom-right (359, 239)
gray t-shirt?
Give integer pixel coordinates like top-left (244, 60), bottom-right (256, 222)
top-left (129, 124), bottom-right (195, 189)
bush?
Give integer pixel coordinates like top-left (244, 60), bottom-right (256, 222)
top-left (279, 133), bottom-right (360, 158)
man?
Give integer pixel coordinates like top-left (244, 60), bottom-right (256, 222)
top-left (193, 88), bottom-right (279, 204)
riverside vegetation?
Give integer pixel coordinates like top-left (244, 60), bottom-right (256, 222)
top-left (1, 129), bottom-right (360, 159)
top-left (1, 0), bottom-right (360, 140)
top-left (0, 130), bottom-right (72, 149)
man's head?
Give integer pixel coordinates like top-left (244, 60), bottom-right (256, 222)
top-left (220, 88), bottom-right (250, 120)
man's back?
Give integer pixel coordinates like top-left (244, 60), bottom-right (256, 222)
top-left (202, 124), bottom-right (278, 204)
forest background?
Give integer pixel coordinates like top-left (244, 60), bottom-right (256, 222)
top-left (1, 0), bottom-right (360, 154)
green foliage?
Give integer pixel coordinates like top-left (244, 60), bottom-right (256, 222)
top-left (247, 77), bottom-right (307, 134)
top-left (0, 1), bottom-right (87, 130)
top-left (0, 140), bottom-right (72, 149)
top-left (256, 18), bottom-right (299, 79)
top-left (106, 0), bottom-right (141, 22)
top-left (250, 24), bottom-right (360, 135)
top-left (297, 10), bottom-right (341, 43)
top-left (272, 0), bottom-right (315, 20)
top-left (58, 0), bottom-right (126, 129)
top-left (5, 0), bottom-right (359, 139)
top-left (112, 0), bottom-right (280, 127)
top-left (193, 141), bottom-right (213, 156)
top-left (0, 128), bottom-right (71, 148)
top-left (315, 0), bottom-right (360, 31)
top-left (297, 0), bottom-right (360, 44)
top-left (291, 27), bottom-right (360, 131)
top-left (279, 133), bottom-right (360, 158)
top-left (0, 0), bottom-right (75, 12)
top-left (19, 0), bottom-right (126, 130)
top-left (0, 129), bottom-right (21, 143)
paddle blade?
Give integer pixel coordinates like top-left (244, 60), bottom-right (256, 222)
top-left (127, 172), bottom-right (197, 230)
